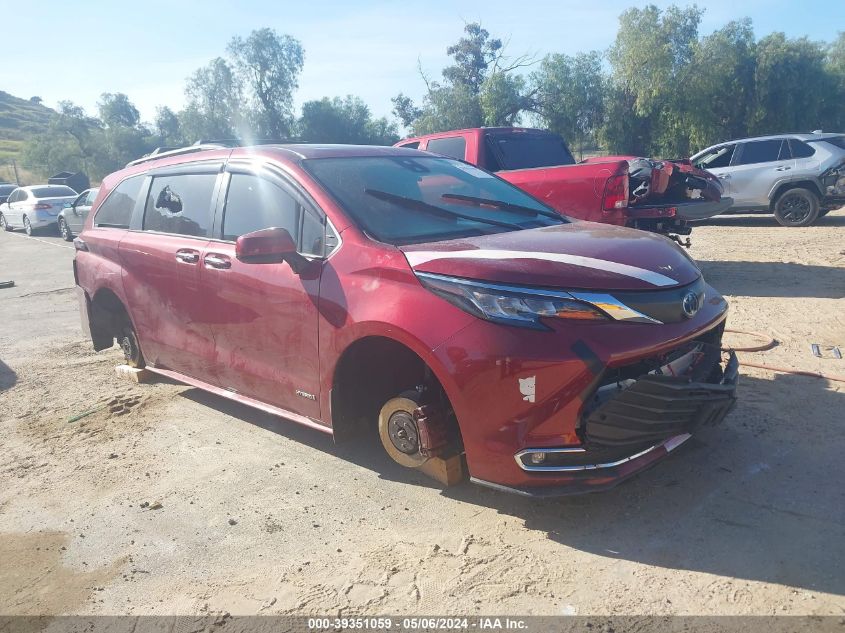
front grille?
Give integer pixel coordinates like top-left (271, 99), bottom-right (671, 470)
top-left (580, 322), bottom-right (735, 449)
top-left (611, 276), bottom-right (706, 324)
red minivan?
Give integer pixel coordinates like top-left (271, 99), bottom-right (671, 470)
top-left (74, 144), bottom-right (738, 496)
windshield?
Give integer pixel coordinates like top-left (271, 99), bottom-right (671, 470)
top-left (304, 156), bottom-right (565, 245)
top-left (32, 186), bottom-right (77, 198)
top-left (487, 133), bottom-right (575, 170)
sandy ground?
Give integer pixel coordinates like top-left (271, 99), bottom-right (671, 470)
top-left (0, 210), bottom-right (843, 617)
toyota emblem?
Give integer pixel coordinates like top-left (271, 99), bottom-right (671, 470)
top-left (682, 291), bottom-right (700, 318)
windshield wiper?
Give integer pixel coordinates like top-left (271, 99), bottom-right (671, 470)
top-left (364, 189), bottom-right (523, 230)
top-left (440, 193), bottom-right (562, 220)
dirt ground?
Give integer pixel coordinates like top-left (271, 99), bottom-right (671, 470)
top-left (1, 210), bottom-right (843, 617)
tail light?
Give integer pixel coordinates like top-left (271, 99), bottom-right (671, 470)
top-left (602, 172), bottom-right (629, 212)
top-left (31, 203), bottom-right (52, 210)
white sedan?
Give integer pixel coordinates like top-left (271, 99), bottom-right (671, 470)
top-left (0, 185), bottom-right (79, 235)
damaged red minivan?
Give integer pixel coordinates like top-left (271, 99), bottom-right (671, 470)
top-left (74, 144), bottom-right (738, 496)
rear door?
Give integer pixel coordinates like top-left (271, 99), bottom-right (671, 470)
top-left (729, 139), bottom-right (794, 207)
top-left (199, 164), bottom-right (326, 419)
top-left (118, 164), bottom-right (223, 381)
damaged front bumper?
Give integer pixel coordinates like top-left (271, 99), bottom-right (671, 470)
top-left (473, 350), bottom-right (738, 497)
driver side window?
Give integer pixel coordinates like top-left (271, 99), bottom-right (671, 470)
top-left (221, 173), bottom-right (326, 257)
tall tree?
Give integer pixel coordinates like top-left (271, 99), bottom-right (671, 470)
top-left (606, 4), bottom-right (702, 156)
top-left (181, 57), bottom-right (244, 140)
top-left (228, 28), bottom-right (304, 139)
top-left (531, 51), bottom-right (606, 157)
top-left (442, 23), bottom-right (503, 93)
top-left (154, 106), bottom-right (183, 146)
top-left (393, 22), bottom-right (532, 135)
top-left (686, 19), bottom-right (756, 150)
top-left (751, 33), bottom-right (835, 134)
top-left (98, 93), bottom-right (141, 128)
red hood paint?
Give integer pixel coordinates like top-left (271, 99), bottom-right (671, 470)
top-left (400, 221), bottom-right (700, 291)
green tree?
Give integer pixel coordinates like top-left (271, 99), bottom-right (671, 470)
top-left (228, 28), bottom-right (304, 138)
top-left (181, 57), bottom-right (244, 140)
top-left (393, 22), bottom-right (531, 135)
top-left (605, 4), bottom-right (702, 156)
top-left (442, 23), bottom-right (503, 93)
top-left (751, 33), bottom-right (835, 134)
top-left (98, 92), bottom-right (141, 128)
top-left (154, 106), bottom-right (183, 146)
top-left (686, 19), bottom-right (756, 150)
top-left (532, 51), bottom-right (606, 157)
top-left (298, 96), bottom-right (398, 144)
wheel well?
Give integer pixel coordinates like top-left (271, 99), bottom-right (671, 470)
top-left (770, 181), bottom-right (822, 209)
top-left (89, 289), bottom-right (131, 351)
top-left (330, 336), bottom-right (461, 447)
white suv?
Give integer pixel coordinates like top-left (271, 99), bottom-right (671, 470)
top-left (691, 133), bottom-right (845, 226)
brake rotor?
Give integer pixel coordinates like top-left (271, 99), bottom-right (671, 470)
top-left (378, 396), bottom-right (428, 468)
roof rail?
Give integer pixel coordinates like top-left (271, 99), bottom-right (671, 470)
top-left (125, 138), bottom-right (299, 168)
top-left (125, 143), bottom-right (229, 168)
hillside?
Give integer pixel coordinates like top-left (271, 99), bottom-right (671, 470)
top-left (0, 90), bottom-right (56, 166)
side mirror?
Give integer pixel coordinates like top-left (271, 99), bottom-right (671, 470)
top-left (235, 227), bottom-right (307, 272)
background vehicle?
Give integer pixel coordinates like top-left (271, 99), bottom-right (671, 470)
top-left (0, 185), bottom-right (78, 235)
top-left (58, 187), bottom-right (99, 241)
top-left (691, 132), bottom-right (845, 226)
top-left (75, 143), bottom-right (736, 496)
top-left (0, 183), bottom-right (16, 205)
top-left (396, 127), bottom-right (732, 245)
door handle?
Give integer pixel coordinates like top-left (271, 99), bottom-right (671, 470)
top-left (775, 166), bottom-right (792, 171)
top-left (204, 254), bottom-right (232, 269)
top-left (175, 250), bottom-right (199, 264)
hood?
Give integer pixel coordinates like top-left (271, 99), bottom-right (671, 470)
top-left (400, 222), bottom-right (700, 291)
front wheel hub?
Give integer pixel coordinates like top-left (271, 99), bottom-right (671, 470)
top-left (378, 396), bottom-right (429, 468)
top-left (388, 411), bottom-right (420, 455)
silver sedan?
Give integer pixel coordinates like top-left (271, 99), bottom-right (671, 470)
top-left (0, 185), bottom-right (79, 235)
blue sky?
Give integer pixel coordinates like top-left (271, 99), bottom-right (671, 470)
top-left (2, 0), bottom-right (843, 125)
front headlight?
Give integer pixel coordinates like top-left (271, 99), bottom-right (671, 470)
top-left (417, 272), bottom-right (609, 329)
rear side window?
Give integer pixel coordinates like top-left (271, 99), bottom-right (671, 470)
top-left (143, 174), bottom-right (216, 237)
top-left (94, 175), bottom-right (145, 228)
top-left (789, 139), bottom-right (816, 158)
top-left (398, 141), bottom-right (420, 149)
top-left (737, 140), bottom-right (783, 165)
top-left (222, 173), bottom-right (325, 256)
top-left (426, 136), bottom-right (467, 160)
top-left (488, 133), bottom-right (576, 170)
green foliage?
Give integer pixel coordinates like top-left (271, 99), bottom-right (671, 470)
top-left (181, 57), bottom-right (245, 140)
top-left (684, 19), bottom-right (756, 149)
top-left (443, 23), bottom-right (503, 93)
top-left (298, 96), bottom-right (398, 145)
top-left (395, 22), bottom-right (531, 135)
top-left (532, 52), bottom-right (606, 157)
top-left (228, 28), bottom-right (304, 138)
top-left (98, 92), bottom-right (141, 128)
top-left (153, 106), bottom-right (183, 146)
top-left (750, 33), bottom-right (835, 134)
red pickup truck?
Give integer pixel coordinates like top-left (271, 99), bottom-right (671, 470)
top-left (396, 127), bottom-right (732, 245)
